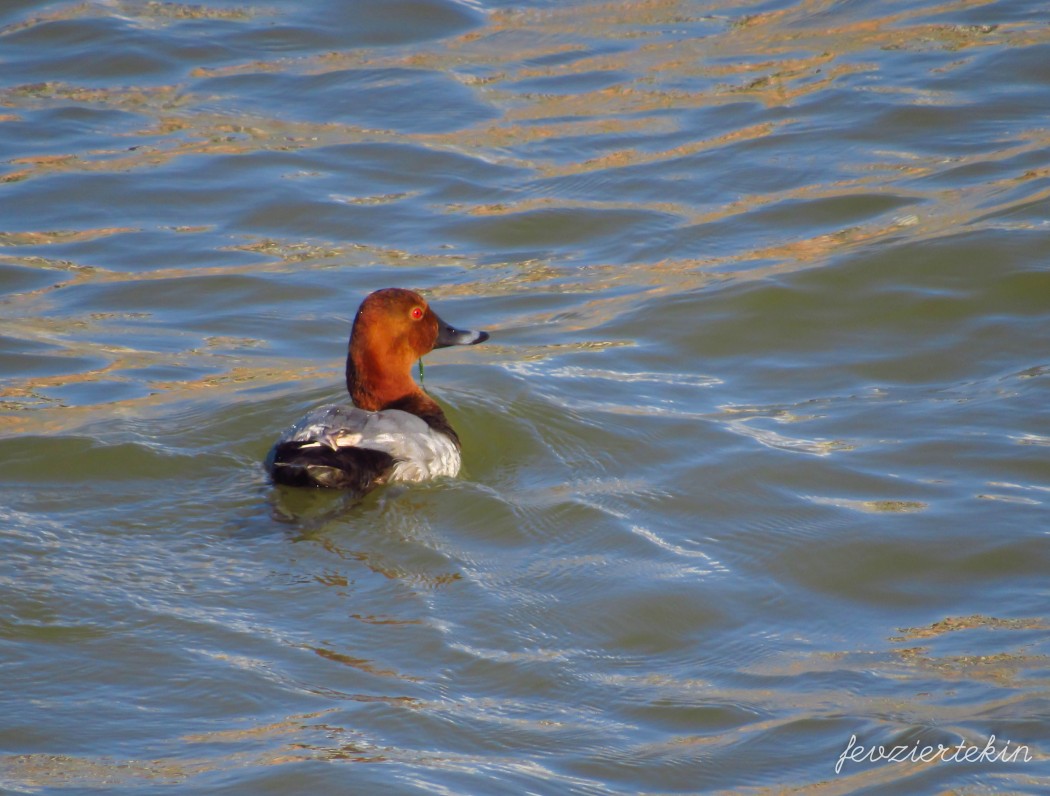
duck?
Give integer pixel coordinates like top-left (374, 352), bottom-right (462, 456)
top-left (265, 287), bottom-right (489, 491)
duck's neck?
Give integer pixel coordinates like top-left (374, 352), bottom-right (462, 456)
top-left (345, 345), bottom-right (415, 411)
top-left (345, 348), bottom-right (460, 446)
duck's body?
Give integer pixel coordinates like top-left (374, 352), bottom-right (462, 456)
top-left (266, 288), bottom-right (488, 492)
top-left (266, 405), bottom-right (460, 489)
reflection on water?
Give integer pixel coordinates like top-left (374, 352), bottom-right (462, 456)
top-left (1, 0), bottom-right (1048, 793)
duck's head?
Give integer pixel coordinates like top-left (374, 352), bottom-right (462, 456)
top-left (346, 288), bottom-right (489, 410)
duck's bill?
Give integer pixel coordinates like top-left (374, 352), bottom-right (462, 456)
top-left (434, 313), bottom-right (490, 347)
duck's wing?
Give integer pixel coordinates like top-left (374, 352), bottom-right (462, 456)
top-left (277, 404), bottom-right (376, 449)
top-left (266, 404), bottom-right (398, 490)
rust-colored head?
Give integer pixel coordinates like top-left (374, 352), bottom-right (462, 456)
top-left (345, 288), bottom-right (488, 411)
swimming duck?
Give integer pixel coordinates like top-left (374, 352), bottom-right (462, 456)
top-left (266, 288), bottom-right (489, 491)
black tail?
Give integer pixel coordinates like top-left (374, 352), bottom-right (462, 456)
top-left (266, 441), bottom-right (395, 491)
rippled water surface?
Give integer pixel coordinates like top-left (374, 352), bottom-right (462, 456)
top-left (1, 0), bottom-right (1049, 793)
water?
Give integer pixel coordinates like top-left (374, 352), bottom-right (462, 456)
top-left (1, 0), bottom-right (1048, 793)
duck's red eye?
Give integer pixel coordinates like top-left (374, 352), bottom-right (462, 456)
top-left (410, 307), bottom-right (424, 320)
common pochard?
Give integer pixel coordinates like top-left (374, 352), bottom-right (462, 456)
top-left (266, 288), bottom-right (489, 490)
